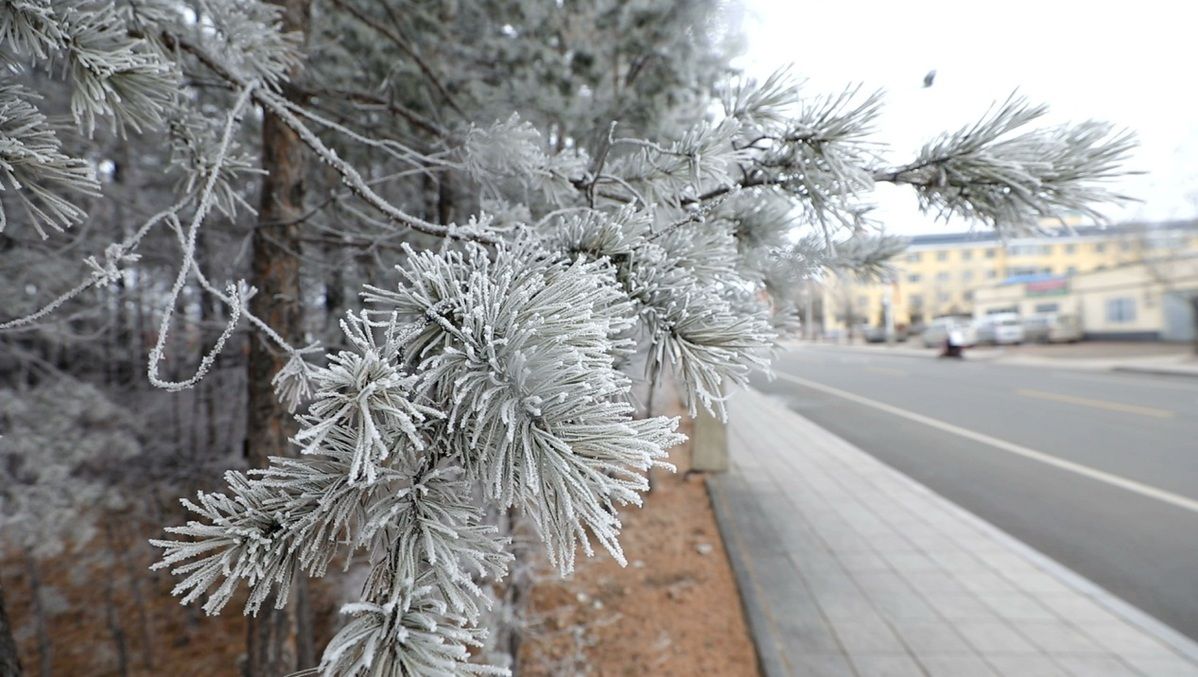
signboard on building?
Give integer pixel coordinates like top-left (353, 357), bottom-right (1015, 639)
top-left (1026, 277), bottom-right (1069, 297)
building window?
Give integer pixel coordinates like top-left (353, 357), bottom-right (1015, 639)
top-left (1106, 297), bottom-right (1136, 323)
top-left (1009, 243), bottom-right (1051, 257)
top-left (908, 273), bottom-right (921, 283)
top-left (1066, 266), bottom-right (1078, 275)
top-left (964, 291), bottom-right (974, 302)
top-left (936, 271), bottom-right (950, 281)
top-left (987, 269), bottom-right (998, 278)
top-left (906, 252), bottom-right (921, 263)
top-left (937, 291), bottom-right (950, 303)
top-left (857, 295), bottom-right (869, 308)
top-left (1147, 232), bottom-right (1188, 249)
top-left (1119, 241), bottom-right (1133, 252)
top-left (1065, 244), bottom-right (1077, 254)
top-left (909, 294), bottom-right (923, 307)
top-left (1094, 243), bottom-right (1106, 253)
top-left (985, 248), bottom-right (996, 258)
top-left (936, 251), bottom-right (949, 261)
top-left (1035, 302), bottom-right (1060, 313)
top-left (962, 270), bottom-right (973, 281)
top-left (961, 250), bottom-right (973, 260)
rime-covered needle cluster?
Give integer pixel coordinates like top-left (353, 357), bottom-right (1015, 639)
top-left (0, 1), bottom-right (1136, 674)
top-left (154, 245), bottom-right (687, 673)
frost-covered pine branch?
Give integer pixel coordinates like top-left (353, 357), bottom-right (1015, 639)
top-left (877, 93), bottom-right (1137, 232)
top-left (0, 84), bottom-right (99, 236)
top-left (0, 5), bottom-right (1141, 675)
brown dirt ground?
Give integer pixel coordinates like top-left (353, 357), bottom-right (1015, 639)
top-left (2, 405), bottom-right (759, 676)
top-left (518, 411), bottom-right (760, 676)
top-left (2, 519), bottom-right (248, 676)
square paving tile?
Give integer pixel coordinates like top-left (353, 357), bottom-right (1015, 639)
top-left (983, 654), bottom-right (1070, 676)
top-left (925, 593), bottom-right (1000, 622)
top-left (954, 620), bottom-right (1039, 653)
top-left (1072, 619), bottom-right (1175, 656)
top-left (1119, 653), bottom-right (1198, 676)
top-left (974, 591), bottom-right (1058, 622)
top-left (831, 618), bottom-right (908, 654)
top-left (1052, 654), bottom-right (1139, 676)
top-left (871, 591), bottom-right (943, 622)
top-left (893, 621), bottom-right (974, 654)
top-left (920, 655), bottom-right (999, 676)
top-left (1016, 620), bottom-right (1105, 654)
top-left (781, 652), bottom-right (856, 677)
top-left (849, 654), bottom-right (926, 677)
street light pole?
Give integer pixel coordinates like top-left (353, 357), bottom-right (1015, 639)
top-left (884, 284), bottom-right (896, 346)
top-left (804, 282), bottom-right (814, 341)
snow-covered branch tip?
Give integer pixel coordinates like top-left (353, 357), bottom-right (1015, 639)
top-left (879, 93), bottom-right (1137, 232)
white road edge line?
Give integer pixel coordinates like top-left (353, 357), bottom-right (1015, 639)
top-left (772, 370), bottom-right (1198, 515)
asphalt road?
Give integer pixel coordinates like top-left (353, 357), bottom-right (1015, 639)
top-left (751, 345), bottom-right (1198, 642)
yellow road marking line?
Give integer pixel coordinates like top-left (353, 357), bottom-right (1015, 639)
top-left (1016, 388), bottom-right (1174, 419)
top-left (772, 371), bottom-right (1198, 515)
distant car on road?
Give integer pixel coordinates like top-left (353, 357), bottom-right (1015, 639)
top-left (1023, 313), bottom-right (1083, 343)
top-left (922, 316), bottom-right (977, 348)
top-left (863, 326), bottom-right (908, 343)
top-left (975, 313), bottom-right (1025, 345)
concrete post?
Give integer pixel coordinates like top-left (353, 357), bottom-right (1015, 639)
top-left (692, 404), bottom-right (729, 472)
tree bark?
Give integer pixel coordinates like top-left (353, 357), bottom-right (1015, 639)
top-left (22, 552), bottom-right (48, 677)
top-left (0, 580), bottom-right (22, 677)
top-left (244, 1), bottom-right (313, 674)
top-left (101, 573), bottom-right (130, 677)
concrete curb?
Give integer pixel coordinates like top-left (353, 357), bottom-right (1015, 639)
top-left (788, 343), bottom-right (1007, 362)
top-left (705, 476), bottom-right (776, 677)
top-left (1112, 365), bottom-right (1198, 380)
top-left (794, 342), bottom-right (1198, 378)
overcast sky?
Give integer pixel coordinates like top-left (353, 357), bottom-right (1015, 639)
top-left (735, 0), bottom-right (1198, 236)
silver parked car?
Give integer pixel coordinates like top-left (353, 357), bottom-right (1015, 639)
top-left (974, 312), bottom-right (1025, 345)
top-left (921, 316), bottom-right (977, 348)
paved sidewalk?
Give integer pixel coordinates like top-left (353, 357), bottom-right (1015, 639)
top-left (708, 388), bottom-right (1198, 676)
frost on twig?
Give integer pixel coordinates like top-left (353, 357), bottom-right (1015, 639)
top-left (881, 93), bottom-right (1137, 233)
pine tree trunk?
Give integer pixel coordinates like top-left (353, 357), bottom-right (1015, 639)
top-left (108, 521), bottom-right (154, 669)
top-left (21, 552), bottom-right (49, 677)
top-left (101, 573), bottom-right (129, 677)
top-left (244, 1), bottom-right (313, 674)
top-left (199, 231), bottom-right (221, 460)
top-left (0, 581), bottom-right (22, 677)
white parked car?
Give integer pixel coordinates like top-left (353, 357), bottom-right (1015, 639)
top-left (921, 317), bottom-right (977, 348)
top-left (975, 313), bottom-right (1025, 345)
top-left (1024, 313), bottom-right (1083, 343)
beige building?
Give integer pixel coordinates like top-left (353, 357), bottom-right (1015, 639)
top-left (973, 252), bottom-right (1198, 341)
top-left (821, 221), bottom-right (1198, 335)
